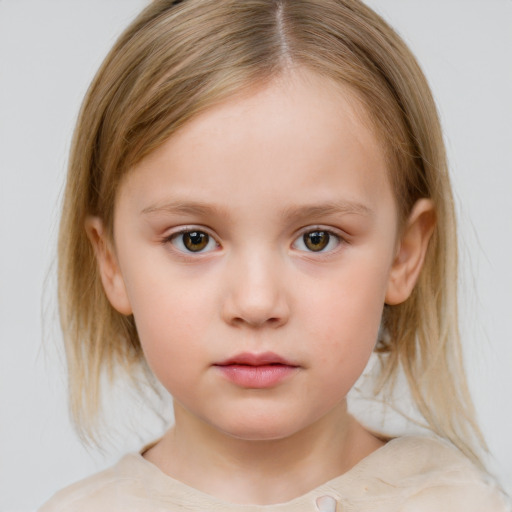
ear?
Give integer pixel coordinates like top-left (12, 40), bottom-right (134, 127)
top-left (385, 199), bottom-right (436, 305)
top-left (85, 216), bottom-right (133, 315)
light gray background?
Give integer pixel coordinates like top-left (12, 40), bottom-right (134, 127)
top-left (1, 1), bottom-right (511, 510)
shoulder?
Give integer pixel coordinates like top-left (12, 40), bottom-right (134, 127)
top-left (38, 453), bottom-right (154, 512)
top-left (358, 436), bottom-right (511, 512)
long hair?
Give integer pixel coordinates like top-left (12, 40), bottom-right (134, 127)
top-left (58, 0), bottom-right (484, 463)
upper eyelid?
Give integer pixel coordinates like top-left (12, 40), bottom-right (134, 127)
top-left (294, 225), bottom-right (346, 239)
top-left (161, 225), bottom-right (347, 243)
top-left (164, 225), bottom-right (218, 240)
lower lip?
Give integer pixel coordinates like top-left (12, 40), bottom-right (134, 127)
top-left (216, 364), bottom-right (298, 388)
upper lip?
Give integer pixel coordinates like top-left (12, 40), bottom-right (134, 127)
top-left (215, 352), bottom-right (298, 367)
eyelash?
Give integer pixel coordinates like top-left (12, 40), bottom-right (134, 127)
top-left (162, 227), bottom-right (346, 256)
top-left (163, 228), bottom-right (219, 255)
top-left (292, 228), bottom-right (344, 254)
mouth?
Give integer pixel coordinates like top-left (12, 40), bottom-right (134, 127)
top-left (214, 352), bottom-right (300, 389)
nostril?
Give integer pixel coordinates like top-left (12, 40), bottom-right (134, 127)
top-left (231, 315), bottom-right (284, 328)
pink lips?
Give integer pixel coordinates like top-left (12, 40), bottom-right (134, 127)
top-left (214, 352), bottom-right (299, 388)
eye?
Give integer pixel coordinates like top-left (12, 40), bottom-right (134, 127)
top-left (293, 230), bottom-right (341, 253)
top-left (169, 230), bottom-right (218, 253)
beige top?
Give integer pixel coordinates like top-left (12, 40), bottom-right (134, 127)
top-left (39, 436), bottom-right (510, 512)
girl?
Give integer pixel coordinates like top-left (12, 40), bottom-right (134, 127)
top-left (39, 0), bottom-right (510, 510)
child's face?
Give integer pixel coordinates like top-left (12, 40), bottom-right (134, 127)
top-left (103, 70), bottom-right (405, 441)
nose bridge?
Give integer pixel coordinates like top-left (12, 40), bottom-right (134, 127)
top-left (223, 244), bottom-right (289, 327)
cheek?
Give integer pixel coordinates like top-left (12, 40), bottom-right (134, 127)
top-left (305, 269), bottom-right (387, 335)
top-left (125, 272), bottom-right (215, 384)
top-left (299, 262), bottom-right (388, 376)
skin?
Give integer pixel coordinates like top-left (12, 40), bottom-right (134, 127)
top-left (87, 69), bottom-right (435, 505)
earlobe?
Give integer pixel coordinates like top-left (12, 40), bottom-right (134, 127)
top-left (385, 199), bottom-right (436, 305)
top-left (85, 216), bottom-right (133, 315)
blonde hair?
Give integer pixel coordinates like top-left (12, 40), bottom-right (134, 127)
top-left (59, 0), bottom-right (485, 463)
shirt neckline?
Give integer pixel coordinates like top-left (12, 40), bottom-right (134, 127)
top-left (122, 435), bottom-right (415, 510)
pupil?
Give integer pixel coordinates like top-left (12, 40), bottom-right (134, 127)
top-left (305, 231), bottom-right (329, 251)
top-left (184, 231), bottom-right (208, 251)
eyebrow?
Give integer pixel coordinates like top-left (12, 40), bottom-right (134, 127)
top-left (141, 199), bottom-right (373, 220)
top-left (280, 201), bottom-right (373, 222)
top-left (141, 201), bottom-right (228, 217)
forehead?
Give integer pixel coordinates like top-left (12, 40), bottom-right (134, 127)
top-left (118, 69), bottom-right (393, 218)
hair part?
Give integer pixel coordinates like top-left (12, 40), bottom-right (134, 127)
top-left (59, 0), bottom-right (485, 464)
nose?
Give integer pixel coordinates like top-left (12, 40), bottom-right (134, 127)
top-left (221, 249), bottom-right (290, 328)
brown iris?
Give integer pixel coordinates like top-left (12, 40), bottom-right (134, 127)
top-left (183, 231), bottom-right (209, 252)
top-left (303, 231), bottom-right (330, 252)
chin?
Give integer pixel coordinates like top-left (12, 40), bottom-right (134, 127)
top-left (212, 413), bottom-right (311, 442)
top-left (223, 426), bottom-right (298, 442)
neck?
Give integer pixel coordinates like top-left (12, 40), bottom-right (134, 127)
top-left (143, 401), bottom-right (384, 505)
